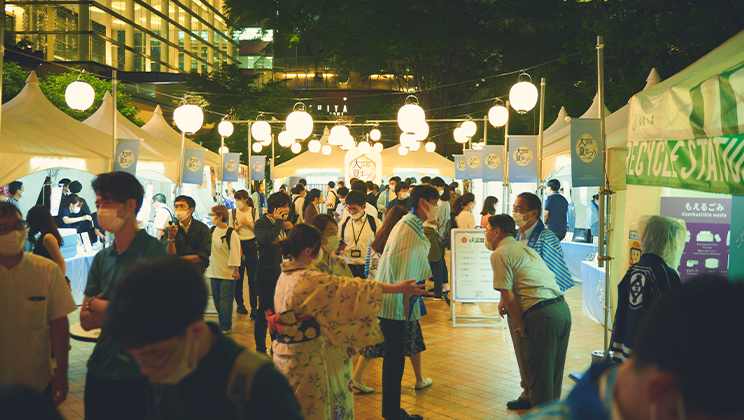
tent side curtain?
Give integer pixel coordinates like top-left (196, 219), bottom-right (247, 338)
top-left (628, 31), bottom-right (744, 142)
top-left (625, 135), bottom-right (744, 195)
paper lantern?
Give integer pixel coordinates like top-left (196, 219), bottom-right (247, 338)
top-left (65, 80), bottom-right (95, 111)
top-left (308, 139), bottom-right (321, 153)
top-left (358, 141), bottom-right (371, 155)
top-left (397, 103), bottom-right (425, 133)
top-left (174, 104), bottom-right (204, 133)
top-left (218, 120), bottom-right (234, 137)
top-left (218, 146), bottom-right (229, 154)
top-left (278, 130), bottom-right (293, 147)
top-left (329, 125), bottom-right (350, 145)
top-left (370, 128), bottom-right (381, 141)
top-left (461, 120), bottom-right (477, 137)
top-left (251, 120), bottom-right (271, 141)
top-left (291, 142), bottom-right (302, 154)
top-left (454, 127), bottom-right (468, 143)
top-left (286, 109), bottom-right (313, 140)
top-left (252, 142), bottom-right (262, 153)
top-left (488, 104), bottom-right (509, 127)
top-left (321, 144), bottom-right (332, 155)
top-left (398, 145), bottom-right (409, 156)
top-left (373, 142), bottom-right (383, 153)
top-left (425, 142), bottom-right (436, 153)
top-left (413, 121), bottom-right (429, 141)
top-left (409, 140), bottom-right (421, 152)
top-left (509, 80), bottom-right (538, 114)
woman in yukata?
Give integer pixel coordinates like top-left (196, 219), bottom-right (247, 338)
top-left (268, 223), bottom-right (425, 420)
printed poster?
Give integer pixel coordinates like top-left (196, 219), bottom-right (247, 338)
top-left (250, 156), bottom-right (265, 181)
top-left (113, 139), bottom-right (140, 175)
top-left (222, 152), bottom-right (240, 182)
top-left (451, 229), bottom-right (500, 302)
top-left (482, 145), bottom-right (504, 182)
top-left (182, 148), bottom-right (205, 185)
top-left (454, 155), bottom-right (466, 180)
top-left (508, 136), bottom-right (538, 182)
top-left (463, 149), bottom-right (482, 179)
top-left (570, 119), bottom-right (603, 187)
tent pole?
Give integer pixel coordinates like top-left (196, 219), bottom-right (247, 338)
top-left (178, 131), bottom-right (185, 195)
top-left (597, 35), bottom-right (612, 355)
top-left (219, 135), bottom-right (225, 205)
top-left (537, 78), bottom-right (546, 201)
top-left (112, 69), bottom-right (117, 172)
top-left (270, 133), bottom-right (275, 191)
top-left (503, 101), bottom-right (510, 215)
top-left (0, 0), bottom-right (4, 136)
top-left (247, 121), bottom-right (252, 194)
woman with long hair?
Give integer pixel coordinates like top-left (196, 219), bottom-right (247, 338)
top-left (269, 223), bottom-right (424, 420)
top-left (26, 205), bottom-right (65, 273)
top-left (452, 192), bottom-right (476, 229)
top-left (352, 205), bottom-right (433, 393)
top-left (309, 214), bottom-right (352, 277)
top-left (302, 188), bottom-right (321, 223)
top-left (480, 196), bottom-right (499, 228)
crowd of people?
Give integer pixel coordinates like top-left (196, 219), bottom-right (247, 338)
top-left (1, 171), bottom-right (742, 420)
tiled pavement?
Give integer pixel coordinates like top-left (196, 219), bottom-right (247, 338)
top-left (59, 277), bottom-right (604, 420)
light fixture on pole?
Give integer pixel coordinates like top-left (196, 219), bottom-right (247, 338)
top-left (321, 144), bottom-right (332, 155)
top-left (291, 142), bottom-right (302, 154)
top-left (252, 142), bottom-right (263, 153)
top-left (397, 145), bottom-right (409, 156)
top-left (286, 102), bottom-right (313, 140)
top-left (397, 95), bottom-right (425, 133)
top-left (488, 98), bottom-right (509, 127)
top-left (425, 141), bottom-right (436, 153)
top-left (373, 142), bottom-right (384, 153)
top-left (219, 146), bottom-right (229, 154)
top-left (370, 128), bottom-right (381, 141)
top-left (509, 72), bottom-right (539, 114)
top-left (358, 140), bottom-right (371, 155)
top-left (251, 116), bottom-right (271, 142)
top-left (453, 127), bottom-right (468, 144)
top-left (278, 130), bottom-right (293, 147)
top-left (308, 138), bottom-right (321, 153)
top-left (217, 120), bottom-right (234, 137)
top-left (65, 76), bottom-right (95, 111)
top-left (461, 118), bottom-right (477, 138)
top-left (174, 99), bottom-right (204, 194)
top-left (329, 124), bottom-right (350, 146)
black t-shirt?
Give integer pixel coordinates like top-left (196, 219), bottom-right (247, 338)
top-left (544, 193), bottom-right (569, 234)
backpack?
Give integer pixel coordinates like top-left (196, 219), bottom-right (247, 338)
top-left (340, 214), bottom-right (378, 240)
top-left (328, 190), bottom-right (338, 211)
top-left (441, 213), bottom-right (457, 250)
top-left (210, 225), bottom-right (235, 249)
top-left (230, 207), bottom-right (258, 229)
top-left (287, 196), bottom-right (302, 224)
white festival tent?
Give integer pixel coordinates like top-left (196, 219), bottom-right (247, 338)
top-left (84, 92), bottom-right (178, 181)
top-left (379, 145), bottom-right (455, 179)
top-left (273, 128), bottom-right (348, 179)
top-left (141, 104), bottom-right (221, 167)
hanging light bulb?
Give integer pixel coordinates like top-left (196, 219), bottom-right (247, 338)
top-left (308, 139), bottom-right (321, 153)
top-left (425, 141), bottom-right (436, 153)
top-left (286, 103), bottom-right (313, 140)
top-left (409, 140), bottom-right (421, 152)
top-left (373, 142), bottom-right (384, 153)
top-left (65, 80), bottom-right (95, 111)
top-left (329, 125), bottom-right (350, 146)
top-left (397, 95), bottom-right (425, 133)
top-left (413, 121), bottom-right (429, 141)
top-left (291, 142), bottom-right (302, 154)
top-left (454, 127), bottom-right (468, 144)
top-left (174, 103), bottom-right (204, 133)
top-left (218, 146), bottom-right (229, 154)
top-left (321, 144), bottom-right (332, 155)
top-left (218, 120), bottom-right (234, 137)
top-left (509, 72), bottom-right (539, 114)
top-left (251, 120), bottom-right (271, 141)
top-left (278, 130), bottom-right (293, 147)
top-left (358, 141), bottom-right (371, 155)
top-left (398, 145), bottom-right (409, 156)
top-left (252, 142), bottom-right (262, 153)
top-left (488, 100), bottom-right (509, 127)
top-left (461, 119), bottom-right (477, 137)
top-left (369, 128), bottom-right (381, 141)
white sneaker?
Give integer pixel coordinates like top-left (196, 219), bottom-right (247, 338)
top-left (414, 378), bottom-right (433, 390)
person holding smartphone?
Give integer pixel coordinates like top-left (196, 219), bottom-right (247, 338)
top-left (252, 192), bottom-right (293, 355)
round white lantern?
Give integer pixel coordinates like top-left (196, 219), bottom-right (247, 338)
top-left (251, 120), bottom-right (271, 141)
top-left (218, 120), bottom-right (234, 137)
top-left (409, 140), bottom-right (421, 152)
top-left (509, 80), bottom-right (539, 114)
top-left (259, 137), bottom-right (272, 147)
top-left (398, 145), bottom-right (409, 156)
top-left (425, 142), bottom-right (436, 153)
top-left (340, 136), bottom-right (355, 151)
top-left (321, 144), bottom-right (332, 155)
top-left (413, 121), bottom-right (429, 141)
top-left (454, 127), bottom-right (468, 143)
top-left (461, 120), bottom-right (477, 137)
top-left (278, 131), bottom-right (293, 147)
top-left (286, 109), bottom-right (313, 140)
top-left (252, 142), bottom-right (262, 153)
top-left (308, 139), bottom-right (321, 153)
top-left (219, 146), bottom-right (229, 154)
top-left (291, 142), bottom-right (302, 154)
top-left (397, 103), bottom-right (425, 133)
top-left (488, 104), bottom-right (509, 127)
top-left (358, 141), bottom-right (371, 155)
top-left (373, 142), bottom-right (383, 153)
top-left (65, 80), bottom-right (95, 111)
top-left (370, 128), bottom-right (381, 141)
top-left (400, 132), bottom-right (417, 147)
top-left (329, 125), bottom-right (350, 145)
top-left (174, 104), bottom-right (204, 133)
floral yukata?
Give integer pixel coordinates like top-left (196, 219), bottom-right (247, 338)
top-left (270, 260), bottom-right (384, 420)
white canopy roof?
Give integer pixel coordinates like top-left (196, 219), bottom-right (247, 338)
top-left (84, 92), bottom-right (179, 181)
top-left (380, 145), bottom-right (455, 178)
top-left (628, 29), bottom-right (744, 141)
top-left (273, 127), bottom-right (347, 178)
top-left (141, 105), bottom-right (222, 167)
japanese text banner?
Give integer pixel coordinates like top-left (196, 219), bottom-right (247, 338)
top-left (113, 139), bottom-right (140, 175)
top-left (181, 148), bottom-right (205, 185)
top-left (482, 145), bottom-right (504, 182)
top-left (454, 155), bottom-right (466, 180)
top-left (250, 156), bottom-right (265, 181)
top-left (571, 119), bottom-right (604, 187)
top-left (509, 136), bottom-right (538, 182)
top-left (222, 153), bottom-right (240, 182)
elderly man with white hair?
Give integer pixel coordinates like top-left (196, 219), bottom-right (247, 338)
top-left (609, 215), bottom-right (687, 363)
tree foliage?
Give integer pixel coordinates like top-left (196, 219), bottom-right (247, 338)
top-left (39, 69), bottom-right (144, 126)
top-left (2, 61), bottom-right (29, 103)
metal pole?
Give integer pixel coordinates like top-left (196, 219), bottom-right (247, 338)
top-left (247, 121), bottom-right (252, 193)
top-left (112, 70), bottom-right (117, 172)
top-left (270, 133), bottom-right (275, 191)
top-left (597, 35), bottom-right (611, 355)
top-left (483, 115), bottom-right (489, 209)
top-left (503, 101), bottom-right (510, 214)
top-left (537, 78), bottom-right (546, 201)
top-left (0, 0), bottom-right (5, 135)
top-left (219, 135), bottom-right (225, 205)
top-left (178, 131), bottom-right (185, 195)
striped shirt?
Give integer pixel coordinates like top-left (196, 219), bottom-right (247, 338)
top-left (518, 220), bottom-right (574, 292)
top-left (377, 213), bottom-right (432, 321)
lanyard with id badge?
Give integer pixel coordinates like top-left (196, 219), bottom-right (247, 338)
top-left (349, 216), bottom-right (367, 259)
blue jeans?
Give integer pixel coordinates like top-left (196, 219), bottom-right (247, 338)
top-left (429, 256), bottom-right (447, 296)
top-left (210, 278), bottom-right (235, 332)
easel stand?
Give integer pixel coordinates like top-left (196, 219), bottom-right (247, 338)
top-left (450, 299), bottom-right (506, 328)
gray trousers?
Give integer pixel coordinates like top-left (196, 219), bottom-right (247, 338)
top-left (508, 299), bottom-right (571, 406)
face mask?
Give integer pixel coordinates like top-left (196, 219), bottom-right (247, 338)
top-left (0, 229), bottom-right (27, 256)
top-left (439, 189), bottom-right (444, 196)
top-left (210, 216), bottom-right (219, 226)
top-left (323, 235), bottom-right (340, 254)
top-left (151, 327), bottom-right (200, 385)
top-left (420, 201), bottom-right (436, 223)
top-left (512, 211), bottom-right (527, 227)
top-left (175, 210), bottom-right (190, 222)
top-left (98, 205), bottom-right (128, 234)
top-left (352, 211), bottom-right (365, 221)
top-left (485, 230), bottom-right (498, 251)
top-left (235, 200), bottom-right (244, 210)
top-left (400, 192), bottom-right (409, 199)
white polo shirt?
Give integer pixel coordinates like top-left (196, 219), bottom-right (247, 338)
top-left (339, 213), bottom-right (381, 266)
top-left (0, 253), bottom-right (77, 392)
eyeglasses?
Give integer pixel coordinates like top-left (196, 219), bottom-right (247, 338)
top-left (0, 220), bottom-right (26, 235)
top-left (346, 206), bottom-right (362, 212)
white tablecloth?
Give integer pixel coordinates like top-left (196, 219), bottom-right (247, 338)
top-left (560, 241), bottom-right (598, 283)
top-left (581, 260), bottom-right (606, 326)
top-left (66, 251), bottom-right (99, 305)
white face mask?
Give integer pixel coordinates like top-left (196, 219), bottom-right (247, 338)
top-left (438, 189), bottom-right (444, 196)
top-left (210, 216), bottom-right (219, 226)
top-left (175, 210), bottom-right (190, 222)
top-left (484, 230), bottom-right (497, 251)
top-left (420, 201), bottom-right (436, 223)
top-left (98, 205), bottom-right (128, 234)
top-left (323, 235), bottom-right (340, 254)
top-left (0, 229), bottom-right (27, 256)
top-left (512, 211), bottom-right (528, 228)
top-left (400, 192), bottom-right (409, 199)
top-left (352, 211), bottom-right (365, 221)
top-left (151, 327), bottom-right (200, 385)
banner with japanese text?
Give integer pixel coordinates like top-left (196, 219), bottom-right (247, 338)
top-left (481, 145), bottom-right (504, 182)
top-left (570, 119), bottom-right (603, 187)
top-left (113, 139), bottom-right (140, 175)
top-left (250, 156), bottom-right (265, 181)
top-left (454, 155), bottom-right (466, 180)
top-left (182, 148), bottom-right (205, 185)
top-left (625, 135), bottom-right (744, 195)
top-left (222, 153), bottom-right (240, 182)
top-left (463, 149), bottom-right (482, 179)
top-left (508, 136), bottom-right (538, 182)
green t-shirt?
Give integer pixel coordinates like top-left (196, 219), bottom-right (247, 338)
top-left (85, 230), bottom-right (168, 380)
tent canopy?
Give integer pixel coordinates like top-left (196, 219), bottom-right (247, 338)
top-left (629, 29), bottom-right (744, 142)
top-left (380, 146), bottom-right (454, 179)
top-left (141, 105), bottom-right (222, 167)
